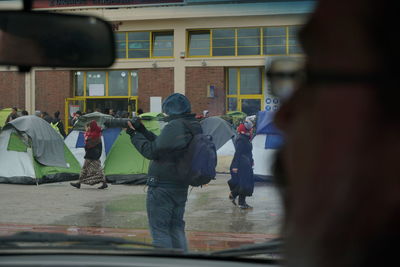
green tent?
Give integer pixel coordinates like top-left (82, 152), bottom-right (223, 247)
top-left (0, 127), bottom-right (81, 185)
top-left (220, 111), bottom-right (247, 128)
top-left (104, 113), bottom-right (165, 184)
top-left (66, 112), bottom-right (165, 185)
top-left (0, 108), bottom-right (14, 128)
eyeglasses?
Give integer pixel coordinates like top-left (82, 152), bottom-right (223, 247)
top-left (267, 67), bottom-right (384, 101)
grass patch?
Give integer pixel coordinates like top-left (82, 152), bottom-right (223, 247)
top-left (105, 194), bottom-right (146, 212)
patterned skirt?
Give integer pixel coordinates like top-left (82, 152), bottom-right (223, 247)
top-left (79, 159), bottom-right (106, 185)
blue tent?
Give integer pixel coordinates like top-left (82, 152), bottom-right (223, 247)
top-left (256, 111), bottom-right (284, 149)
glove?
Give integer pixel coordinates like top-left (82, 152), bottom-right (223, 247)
top-left (126, 127), bottom-right (136, 136)
top-left (131, 117), bottom-right (145, 133)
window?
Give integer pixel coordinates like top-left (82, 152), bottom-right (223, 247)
top-left (237, 28), bottom-right (260, 56)
top-left (131, 71), bottom-right (138, 96)
top-left (288, 25), bottom-right (304, 54)
top-left (153, 32), bottom-right (174, 57)
top-left (263, 27), bottom-right (287, 55)
top-left (74, 71), bottom-right (84, 96)
top-left (212, 29), bottom-right (235, 56)
top-left (115, 32), bottom-right (126, 59)
top-left (227, 67), bottom-right (264, 116)
top-left (128, 32), bottom-right (150, 58)
top-left (188, 30), bottom-right (210, 56)
top-left (240, 67), bottom-right (262, 94)
top-left (86, 71), bottom-right (106, 97)
top-left (74, 70), bottom-right (138, 97)
top-left (115, 31), bottom-right (174, 59)
top-left (109, 71), bottom-right (128, 96)
top-left (187, 26), bottom-right (303, 57)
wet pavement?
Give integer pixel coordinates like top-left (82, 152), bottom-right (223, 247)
top-left (0, 174), bottom-right (282, 251)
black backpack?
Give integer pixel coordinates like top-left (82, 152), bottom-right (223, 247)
top-left (177, 120), bottom-right (217, 187)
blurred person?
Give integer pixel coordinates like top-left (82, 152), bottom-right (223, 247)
top-left (52, 111), bottom-right (67, 138)
top-left (273, 0), bottom-right (400, 266)
top-left (21, 110), bottom-right (28, 116)
top-left (71, 110), bottom-right (82, 125)
top-left (70, 120), bottom-right (107, 190)
top-left (40, 111), bottom-right (53, 123)
top-left (126, 93), bottom-right (201, 251)
top-left (228, 120), bottom-right (254, 209)
top-left (121, 111), bottom-right (130, 118)
top-left (137, 108), bottom-right (144, 115)
top-left (5, 107), bottom-right (18, 123)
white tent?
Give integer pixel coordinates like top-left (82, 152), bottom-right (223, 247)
top-left (64, 130), bottom-right (107, 167)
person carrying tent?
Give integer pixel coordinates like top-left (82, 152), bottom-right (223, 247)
top-left (70, 120), bottom-right (108, 189)
top-left (5, 107), bottom-right (19, 124)
top-left (51, 111), bottom-right (67, 138)
top-left (228, 120), bottom-right (255, 209)
top-left (126, 93), bottom-right (203, 251)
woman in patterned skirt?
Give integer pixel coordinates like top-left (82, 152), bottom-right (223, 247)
top-left (70, 120), bottom-right (108, 189)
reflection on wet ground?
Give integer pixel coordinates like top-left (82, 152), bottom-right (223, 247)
top-left (0, 175), bottom-right (282, 251)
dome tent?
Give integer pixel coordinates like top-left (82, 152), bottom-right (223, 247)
top-left (0, 116), bottom-right (81, 184)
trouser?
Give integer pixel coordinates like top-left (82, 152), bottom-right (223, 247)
top-left (146, 181), bottom-right (189, 251)
top-left (231, 191), bottom-right (247, 205)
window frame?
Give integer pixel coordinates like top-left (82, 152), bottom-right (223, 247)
top-left (226, 67), bottom-right (265, 115)
top-left (115, 30), bottom-right (174, 59)
top-left (187, 25), bottom-right (303, 58)
top-left (73, 70), bottom-right (139, 98)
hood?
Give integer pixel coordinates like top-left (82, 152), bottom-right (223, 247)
top-left (162, 93), bottom-right (191, 116)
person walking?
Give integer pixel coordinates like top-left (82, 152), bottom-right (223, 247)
top-left (52, 111), bottom-right (67, 138)
top-left (70, 120), bottom-right (108, 189)
top-left (126, 93), bottom-right (201, 251)
top-left (228, 120), bottom-right (255, 209)
top-left (5, 107), bottom-right (19, 123)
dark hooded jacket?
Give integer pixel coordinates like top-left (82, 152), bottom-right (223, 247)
top-left (128, 94), bottom-right (202, 184)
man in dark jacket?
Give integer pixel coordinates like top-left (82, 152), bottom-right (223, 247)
top-left (40, 111), bottom-right (53, 124)
top-left (53, 111), bottom-right (67, 138)
top-left (126, 93), bottom-right (201, 251)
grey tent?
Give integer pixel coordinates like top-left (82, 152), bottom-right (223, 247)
top-left (73, 112), bottom-right (113, 130)
top-left (7, 115), bottom-right (68, 167)
top-left (0, 116), bottom-right (81, 184)
top-left (201, 116), bottom-right (235, 150)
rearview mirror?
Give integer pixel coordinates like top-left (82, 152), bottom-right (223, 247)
top-left (0, 11), bottom-right (115, 68)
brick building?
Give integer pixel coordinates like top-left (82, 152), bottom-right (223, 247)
top-left (0, 0), bottom-right (314, 132)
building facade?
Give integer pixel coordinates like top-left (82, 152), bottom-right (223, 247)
top-left (0, 0), bottom-right (314, 131)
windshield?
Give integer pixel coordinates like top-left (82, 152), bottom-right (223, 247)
top-left (0, 0), bottom-right (315, 259)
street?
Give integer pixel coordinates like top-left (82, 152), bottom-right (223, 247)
top-left (0, 174), bottom-right (282, 251)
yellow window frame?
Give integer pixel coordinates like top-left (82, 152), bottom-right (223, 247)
top-left (226, 67), bottom-right (265, 114)
top-left (186, 25), bottom-right (303, 58)
top-left (115, 30), bottom-right (174, 60)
